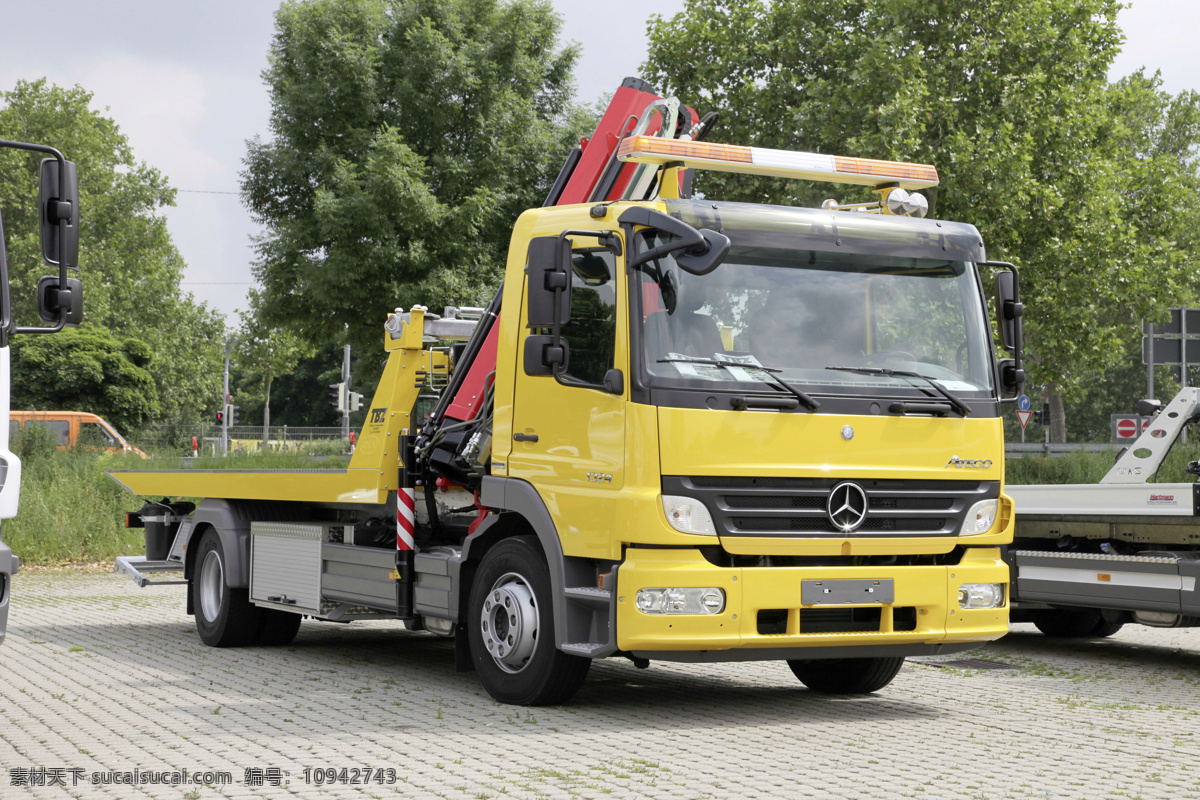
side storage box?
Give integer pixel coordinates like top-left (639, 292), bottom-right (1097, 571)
top-left (322, 544), bottom-right (398, 613)
top-left (250, 522), bottom-right (323, 614)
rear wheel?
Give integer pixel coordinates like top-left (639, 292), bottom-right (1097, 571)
top-left (467, 537), bottom-right (590, 705)
top-left (191, 529), bottom-right (261, 647)
top-left (1031, 608), bottom-right (1105, 638)
top-left (256, 609), bottom-right (302, 645)
top-left (1089, 615), bottom-right (1125, 638)
top-left (787, 656), bottom-right (906, 694)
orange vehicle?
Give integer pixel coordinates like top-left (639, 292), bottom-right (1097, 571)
top-left (9, 411), bottom-right (148, 459)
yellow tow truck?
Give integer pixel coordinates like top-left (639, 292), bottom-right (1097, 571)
top-left (112, 81), bottom-right (1025, 705)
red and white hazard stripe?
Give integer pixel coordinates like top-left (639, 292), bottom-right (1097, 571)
top-left (397, 488), bottom-right (416, 551)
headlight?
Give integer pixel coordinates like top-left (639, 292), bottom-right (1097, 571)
top-left (958, 583), bottom-right (1005, 609)
top-left (635, 587), bottom-right (726, 615)
top-left (661, 495), bottom-right (717, 535)
top-left (960, 499), bottom-right (998, 535)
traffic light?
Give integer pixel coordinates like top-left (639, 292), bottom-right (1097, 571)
top-left (215, 408), bottom-right (224, 426)
top-left (348, 391), bottom-right (363, 412)
top-left (229, 404), bottom-right (240, 427)
top-left (1033, 401), bottom-right (1050, 425)
top-left (330, 382), bottom-right (346, 412)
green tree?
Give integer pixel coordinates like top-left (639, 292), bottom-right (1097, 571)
top-left (236, 292), bottom-right (315, 443)
top-left (242, 0), bottom-right (590, 357)
top-left (0, 79), bottom-right (225, 428)
top-left (10, 326), bottom-right (159, 432)
top-left (645, 1), bottom-right (1200, 440)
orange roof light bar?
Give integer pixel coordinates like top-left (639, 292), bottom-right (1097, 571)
top-left (616, 135), bottom-right (939, 190)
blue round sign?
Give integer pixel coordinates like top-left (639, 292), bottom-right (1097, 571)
top-left (1017, 395), bottom-right (1031, 411)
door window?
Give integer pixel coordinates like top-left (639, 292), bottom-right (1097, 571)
top-left (559, 250), bottom-right (617, 387)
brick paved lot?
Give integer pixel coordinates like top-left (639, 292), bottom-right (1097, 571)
top-left (1, 573), bottom-right (1198, 800)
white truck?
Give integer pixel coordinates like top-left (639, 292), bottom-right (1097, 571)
top-left (1007, 389), bottom-right (1200, 636)
top-left (0, 139), bottom-right (84, 644)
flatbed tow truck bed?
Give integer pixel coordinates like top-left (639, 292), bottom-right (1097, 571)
top-left (1007, 388), bottom-right (1200, 629)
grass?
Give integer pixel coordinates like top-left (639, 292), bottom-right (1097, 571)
top-left (1006, 440), bottom-right (1200, 485)
top-left (4, 447), bottom-right (146, 565)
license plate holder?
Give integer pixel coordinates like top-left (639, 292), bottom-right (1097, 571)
top-left (802, 579), bottom-right (894, 605)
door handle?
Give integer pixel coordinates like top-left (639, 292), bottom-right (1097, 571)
top-left (513, 432), bottom-right (539, 443)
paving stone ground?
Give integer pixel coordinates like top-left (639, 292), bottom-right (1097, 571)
top-left (1, 572), bottom-right (1198, 800)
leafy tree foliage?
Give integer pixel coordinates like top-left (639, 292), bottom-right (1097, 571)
top-left (10, 326), bottom-right (159, 433)
top-left (235, 291), bottom-right (315, 442)
top-left (242, 0), bottom-right (591, 357)
top-left (645, 1), bottom-right (1200, 439)
top-left (0, 80), bottom-right (225, 428)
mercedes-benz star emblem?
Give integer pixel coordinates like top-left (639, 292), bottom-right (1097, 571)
top-left (841, 425), bottom-right (854, 441)
top-left (827, 481), bottom-right (868, 532)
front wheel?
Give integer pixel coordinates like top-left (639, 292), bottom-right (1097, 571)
top-left (467, 537), bottom-right (590, 705)
top-left (787, 656), bottom-right (905, 694)
top-left (191, 529), bottom-right (261, 647)
top-left (1031, 608), bottom-right (1105, 638)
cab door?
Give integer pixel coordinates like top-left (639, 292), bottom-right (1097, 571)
top-left (507, 241), bottom-right (627, 559)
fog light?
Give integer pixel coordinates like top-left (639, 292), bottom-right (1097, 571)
top-left (960, 499), bottom-right (998, 535)
top-left (661, 495), bottom-right (717, 535)
top-left (958, 583), bottom-right (1004, 609)
top-left (635, 587), bottom-right (726, 615)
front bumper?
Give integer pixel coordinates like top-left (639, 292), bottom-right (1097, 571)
top-left (616, 546), bottom-right (1008, 660)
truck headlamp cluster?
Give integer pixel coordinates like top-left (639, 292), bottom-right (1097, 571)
top-left (661, 495), bottom-right (717, 535)
top-left (635, 587), bottom-right (726, 615)
top-left (958, 583), bottom-right (1005, 609)
top-left (960, 499), bottom-right (999, 535)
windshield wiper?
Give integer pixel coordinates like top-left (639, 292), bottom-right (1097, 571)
top-left (657, 358), bottom-right (820, 410)
top-left (825, 366), bottom-right (971, 417)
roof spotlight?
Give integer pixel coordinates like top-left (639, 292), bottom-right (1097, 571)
top-left (885, 187), bottom-right (910, 215)
top-left (903, 192), bottom-right (929, 218)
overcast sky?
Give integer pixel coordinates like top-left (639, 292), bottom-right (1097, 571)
top-left (2, 1), bottom-right (1195, 325)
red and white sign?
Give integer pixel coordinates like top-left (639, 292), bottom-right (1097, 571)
top-left (1116, 418), bottom-right (1138, 438)
top-left (1016, 409), bottom-right (1033, 429)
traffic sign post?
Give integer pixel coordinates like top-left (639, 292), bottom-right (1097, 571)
top-left (1015, 395), bottom-right (1031, 442)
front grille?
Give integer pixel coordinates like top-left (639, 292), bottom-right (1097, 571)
top-left (665, 475), bottom-right (999, 538)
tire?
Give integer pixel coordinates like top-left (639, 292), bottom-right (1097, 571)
top-left (787, 656), bottom-right (906, 694)
top-left (191, 529), bottom-right (262, 647)
top-left (1031, 608), bottom-right (1104, 638)
top-left (1089, 616), bottom-right (1125, 638)
top-left (256, 608), bottom-right (302, 646)
top-left (467, 536), bottom-right (590, 706)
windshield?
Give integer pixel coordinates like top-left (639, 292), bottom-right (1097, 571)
top-left (635, 233), bottom-right (995, 406)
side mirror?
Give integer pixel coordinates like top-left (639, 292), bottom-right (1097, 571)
top-left (39, 158), bottom-right (79, 268)
top-left (997, 358), bottom-right (1024, 395)
top-left (988, 263), bottom-right (1024, 398)
top-left (525, 236), bottom-right (572, 328)
top-left (603, 368), bottom-right (624, 395)
top-left (523, 334), bottom-right (568, 376)
top-left (994, 269), bottom-right (1023, 352)
top-left (38, 276), bottom-right (83, 326)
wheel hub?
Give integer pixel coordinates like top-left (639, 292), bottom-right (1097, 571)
top-left (480, 572), bottom-right (538, 673)
top-left (199, 549), bottom-right (224, 623)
